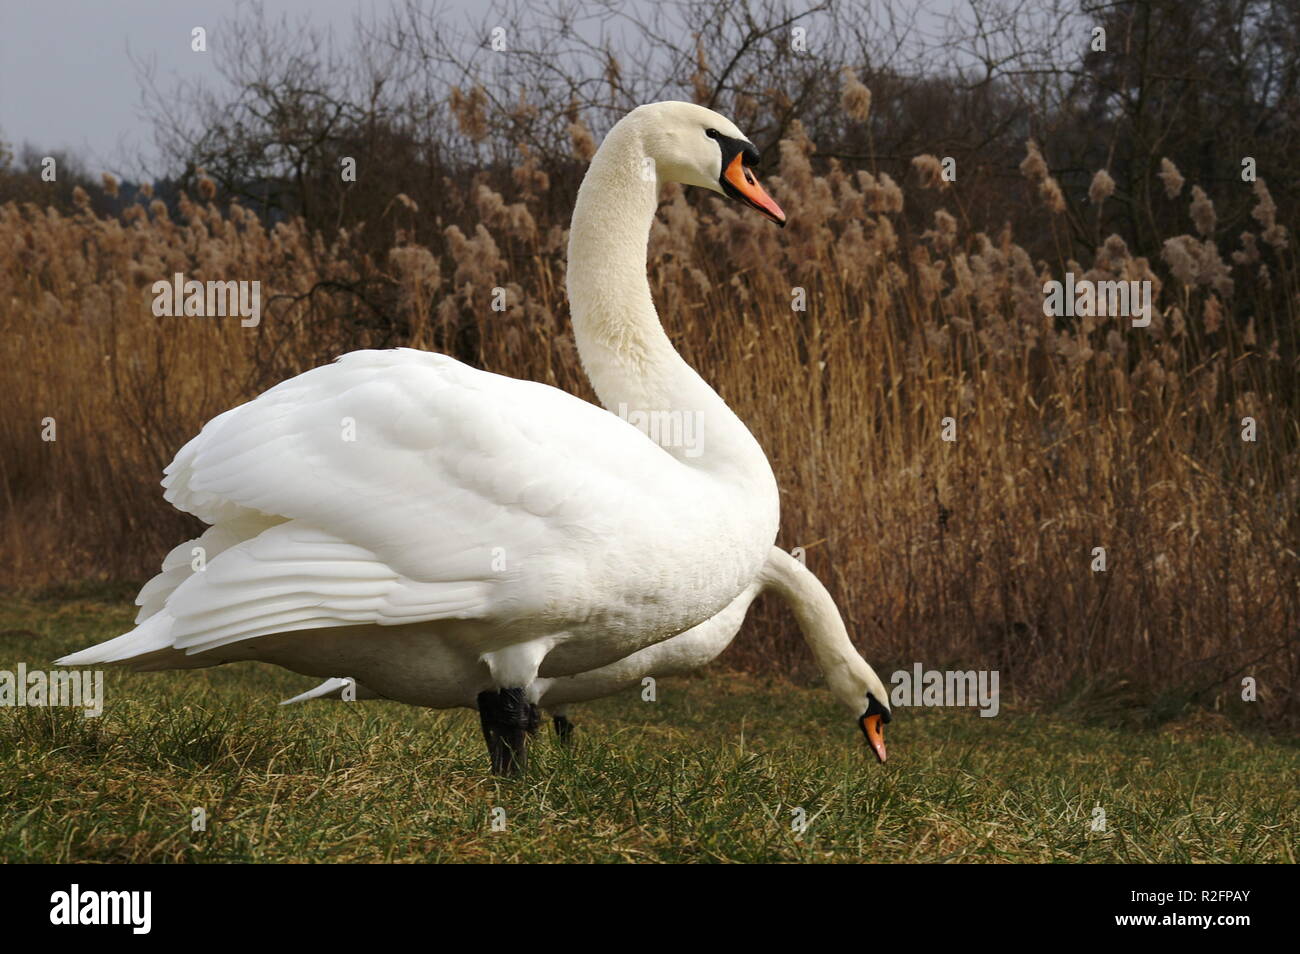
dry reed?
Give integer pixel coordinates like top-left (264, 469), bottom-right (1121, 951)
top-left (2, 119), bottom-right (1296, 723)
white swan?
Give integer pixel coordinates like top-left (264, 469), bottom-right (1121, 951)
top-left (58, 102), bottom-right (891, 773)
top-left (283, 547), bottom-right (892, 762)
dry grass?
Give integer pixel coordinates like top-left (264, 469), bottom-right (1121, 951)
top-left (2, 589), bottom-right (1296, 863)
top-left (2, 122), bottom-right (1296, 723)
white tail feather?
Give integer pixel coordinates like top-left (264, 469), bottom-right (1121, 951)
top-left (56, 611), bottom-right (176, 667)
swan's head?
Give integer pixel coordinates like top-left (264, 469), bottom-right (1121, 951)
top-left (633, 101), bottom-right (786, 226)
top-left (859, 686), bottom-right (892, 764)
top-left (823, 649), bottom-right (892, 763)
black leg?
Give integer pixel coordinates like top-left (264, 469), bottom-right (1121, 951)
top-left (477, 688), bottom-right (535, 776)
top-left (552, 713), bottom-right (575, 744)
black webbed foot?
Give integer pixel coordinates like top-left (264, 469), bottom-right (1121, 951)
top-left (477, 688), bottom-right (534, 776)
top-left (552, 713), bottom-right (575, 744)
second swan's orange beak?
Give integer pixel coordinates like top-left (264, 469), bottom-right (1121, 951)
top-left (723, 153), bottom-right (786, 227)
top-left (860, 713), bottom-right (887, 763)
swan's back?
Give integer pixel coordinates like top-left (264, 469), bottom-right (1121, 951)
top-left (63, 349), bottom-right (770, 673)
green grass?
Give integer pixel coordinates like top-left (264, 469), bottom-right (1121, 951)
top-left (0, 589), bottom-right (1295, 863)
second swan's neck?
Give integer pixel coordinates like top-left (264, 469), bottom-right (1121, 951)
top-left (565, 113), bottom-right (773, 489)
top-left (760, 547), bottom-right (884, 715)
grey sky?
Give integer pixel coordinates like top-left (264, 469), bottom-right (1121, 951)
top-left (0, 1), bottom-right (988, 178)
top-left (0, 1), bottom-right (477, 175)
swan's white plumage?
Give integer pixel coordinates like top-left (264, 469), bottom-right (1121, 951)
top-left (279, 545), bottom-right (893, 727)
top-left (280, 676), bottom-right (379, 706)
top-left (281, 574), bottom-right (764, 709)
top-left (132, 515), bottom-right (283, 623)
top-left (60, 346), bottom-right (773, 688)
top-left (62, 103), bottom-right (892, 740)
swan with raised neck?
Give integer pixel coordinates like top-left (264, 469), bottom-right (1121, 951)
top-left (56, 101), bottom-right (849, 777)
top-left (567, 102), bottom-right (780, 491)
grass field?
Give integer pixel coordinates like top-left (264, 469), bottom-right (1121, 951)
top-left (1, 586), bottom-right (1295, 864)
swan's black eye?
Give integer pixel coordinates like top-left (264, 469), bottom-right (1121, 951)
top-left (705, 128), bottom-right (720, 140)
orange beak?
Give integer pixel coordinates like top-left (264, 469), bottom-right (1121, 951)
top-left (860, 713), bottom-right (887, 763)
top-left (723, 153), bottom-right (786, 226)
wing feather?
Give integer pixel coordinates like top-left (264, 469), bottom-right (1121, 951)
top-left (78, 348), bottom-right (693, 664)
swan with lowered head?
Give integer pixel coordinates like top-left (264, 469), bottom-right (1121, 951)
top-left (285, 547), bottom-right (892, 763)
top-left (58, 102), bottom-right (891, 774)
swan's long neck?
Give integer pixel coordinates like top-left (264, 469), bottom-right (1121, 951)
top-left (760, 548), bottom-right (886, 716)
top-left (566, 114), bottom-right (773, 489)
